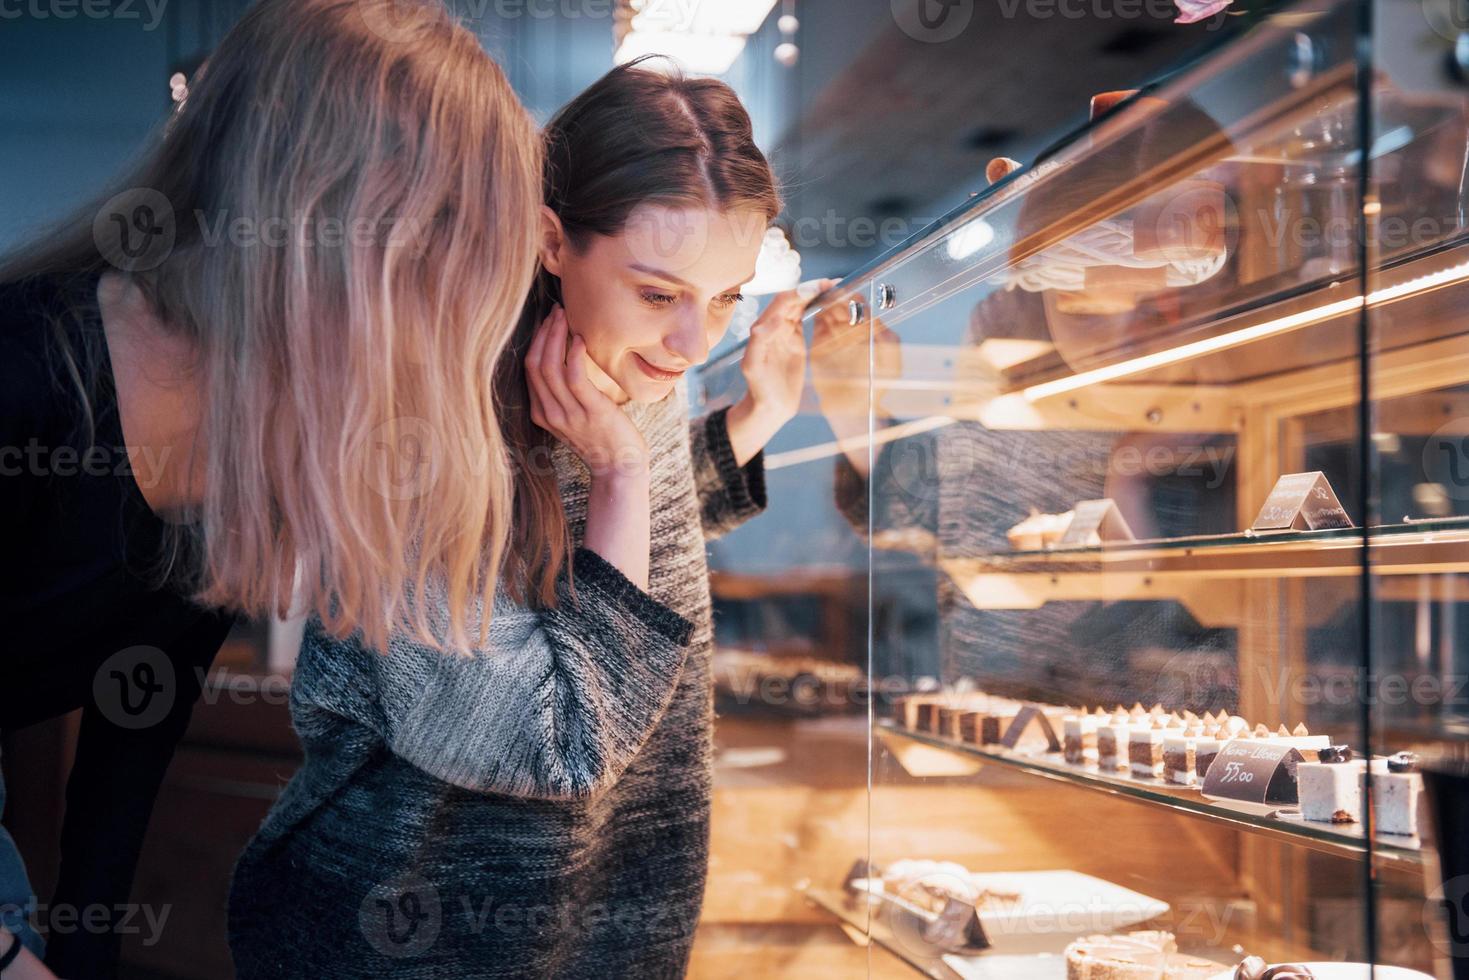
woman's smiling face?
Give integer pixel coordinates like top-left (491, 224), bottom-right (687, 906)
top-left (542, 202), bottom-right (765, 404)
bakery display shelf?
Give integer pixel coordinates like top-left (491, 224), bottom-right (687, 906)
top-left (876, 721), bottom-right (1425, 869)
top-left (801, 883), bottom-right (964, 980)
top-left (966, 516), bottom-right (1469, 570)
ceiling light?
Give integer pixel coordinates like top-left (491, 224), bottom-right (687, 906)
top-left (1022, 260), bottom-right (1469, 402)
top-left (614, 30), bottom-right (748, 74)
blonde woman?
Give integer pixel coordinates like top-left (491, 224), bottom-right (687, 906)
top-left (0, 0), bottom-right (540, 974)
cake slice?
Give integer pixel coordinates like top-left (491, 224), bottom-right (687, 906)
top-left (1063, 713), bottom-right (1100, 766)
top-left (1129, 721), bottom-right (1167, 779)
top-left (1163, 724), bottom-right (1203, 786)
top-left (1297, 745), bottom-right (1362, 824)
top-left (1372, 752), bottom-right (1424, 836)
top-left (1098, 710), bottom-right (1131, 772)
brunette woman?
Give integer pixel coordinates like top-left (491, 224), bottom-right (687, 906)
top-left (225, 61), bottom-right (830, 978)
top-left (0, 0), bottom-right (541, 974)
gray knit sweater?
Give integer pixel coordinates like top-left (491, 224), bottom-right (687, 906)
top-left (226, 396), bottom-right (766, 979)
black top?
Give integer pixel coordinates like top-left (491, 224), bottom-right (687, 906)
top-left (0, 271), bottom-right (236, 978)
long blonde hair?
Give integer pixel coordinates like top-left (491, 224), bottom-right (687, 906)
top-left (0, 0), bottom-right (541, 654)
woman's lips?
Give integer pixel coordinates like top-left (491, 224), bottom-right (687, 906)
top-left (633, 352), bottom-right (686, 382)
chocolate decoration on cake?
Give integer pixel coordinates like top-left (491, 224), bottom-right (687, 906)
top-left (1260, 965), bottom-right (1316, 980)
top-left (1318, 745), bottom-right (1353, 764)
top-left (922, 896), bottom-right (991, 951)
top-left (1233, 955), bottom-right (1268, 980)
top-left (1387, 751), bottom-right (1419, 773)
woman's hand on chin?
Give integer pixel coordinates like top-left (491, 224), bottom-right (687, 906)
top-left (728, 280), bottom-right (836, 465)
top-left (526, 305), bottom-right (649, 481)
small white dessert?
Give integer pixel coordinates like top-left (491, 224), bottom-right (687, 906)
top-left (1063, 714), bottom-right (1099, 766)
top-left (1098, 711), bottom-right (1131, 772)
top-left (1372, 753), bottom-right (1423, 836)
top-left (1163, 727), bottom-right (1201, 786)
top-left (1129, 722), bottom-right (1167, 779)
top-left (1268, 722), bottom-right (1331, 762)
top-left (1297, 746), bottom-right (1362, 824)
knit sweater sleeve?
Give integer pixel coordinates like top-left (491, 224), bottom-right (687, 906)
top-left (688, 406), bottom-right (767, 540)
top-left (834, 427), bottom-right (940, 557)
top-left (291, 548), bottom-right (695, 802)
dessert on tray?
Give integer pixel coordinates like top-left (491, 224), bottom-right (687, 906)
top-left (1297, 745), bottom-right (1362, 824)
top-left (873, 859), bottom-right (1021, 915)
top-left (1372, 752), bottom-right (1424, 836)
top-left (1064, 930), bottom-right (1225, 979)
top-left (891, 686), bottom-right (1423, 837)
top-left (1006, 509), bottom-right (1075, 550)
top-left (1064, 710), bottom-right (1104, 765)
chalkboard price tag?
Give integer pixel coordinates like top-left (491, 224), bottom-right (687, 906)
top-left (1058, 498), bottom-right (1136, 547)
top-left (1251, 471), bottom-right (1353, 531)
top-left (1000, 705), bottom-right (1061, 753)
top-left (922, 896), bottom-right (991, 952)
top-left (1200, 739), bottom-right (1305, 805)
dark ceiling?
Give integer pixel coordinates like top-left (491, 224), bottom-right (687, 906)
top-left (772, 0), bottom-right (1253, 276)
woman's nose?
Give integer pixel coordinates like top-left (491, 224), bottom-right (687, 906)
top-left (663, 310), bottom-right (710, 366)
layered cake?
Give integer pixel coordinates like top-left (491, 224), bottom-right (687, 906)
top-left (1098, 709), bottom-right (1132, 772)
top-left (1297, 745), bottom-right (1362, 824)
top-left (942, 704), bottom-right (994, 741)
top-left (1129, 717), bottom-right (1179, 779)
top-left (896, 693), bottom-right (944, 732)
top-left (1064, 711), bottom-right (1101, 765)
top-left (1064, 930), bottom-right (1224, 980)
top-left (881, 859), bottom-right (978, 913)
top-left (1372, 752), bottom-right (1423, 836)
top-left (956, 704), bottom-right (1020, 746)
top-left (1163, 722), bottom-right (1204, 786)
top-left (876, 859), bottom-right (1021, 915)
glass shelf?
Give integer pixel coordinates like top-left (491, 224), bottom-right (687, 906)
top-left (936, 520), bottom-right (1469, 622)
top-left (802, 883), bottom-right (969, 980)
top-left (877, 721), bottom-right (1425, 870)
top-left (993, 516), bottom-right (1469, 560)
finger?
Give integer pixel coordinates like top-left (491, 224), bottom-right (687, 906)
top-left (527, 376), bottom-right (549, 431)
top-left (540, 308), bottom-right (583, 424)
top-left (563, 335), bottom-right (608, 414)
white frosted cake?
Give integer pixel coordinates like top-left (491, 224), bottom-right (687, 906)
top-left (1064, 713), bottom-right (1100, 765)
top-left (1371, 753), bottom-right (1423, 836)
top-left (1098, 711), bottom-right (1131, 772)
top-left (1297, 746), bottom-right (1362, 824)
top-left (1063, 930), bottom-right (1224, 980)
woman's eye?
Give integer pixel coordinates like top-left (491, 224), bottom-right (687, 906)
top-left (714, 292), bottom-right (744, 308)
top-left (640, 290), bottom-right (678, 307)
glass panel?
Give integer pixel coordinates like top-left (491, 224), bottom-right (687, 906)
top-left (1369, 2), bottom-right (1469, 976)
top-left (693, 281), bottom-right (877, 973)
top-left (843, 1), bottom-right (1377, 974)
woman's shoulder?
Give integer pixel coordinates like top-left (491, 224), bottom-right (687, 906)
top-left (0, 272), bottom-right (103, 431)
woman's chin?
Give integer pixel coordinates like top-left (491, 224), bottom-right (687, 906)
top-left (616, 372), bottom-right (677, 404)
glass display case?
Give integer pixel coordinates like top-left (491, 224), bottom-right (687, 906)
top-left (697, 0), bottom-right (1469, 975)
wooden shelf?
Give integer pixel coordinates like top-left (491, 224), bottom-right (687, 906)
top-left (937, 519), bottom-right (1469, 623)
top-left (876, 722), bottom-right (1426, 870)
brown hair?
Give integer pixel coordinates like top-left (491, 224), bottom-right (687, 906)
top-left (0, 0), bottom-right (543, 654)
top-left (498, 58), bottom-right (781, 608)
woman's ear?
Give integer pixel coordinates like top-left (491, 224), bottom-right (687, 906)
top-left (539, 205), bottom-right (567, 277)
